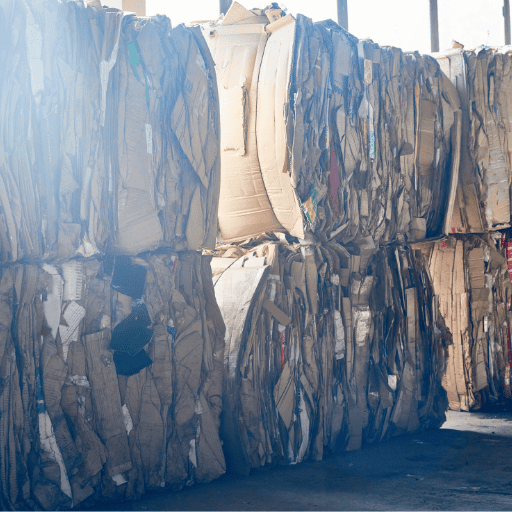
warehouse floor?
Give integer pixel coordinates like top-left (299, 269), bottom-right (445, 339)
top-left (84, 410), bottom-right (512, 511)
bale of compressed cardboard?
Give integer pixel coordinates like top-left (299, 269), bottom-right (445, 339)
top-left (427, 234), bottom-right (512, 410)
top-left (435, 47), bottom-right (512, 233)
top-left (203, 2), bottom-right (461, 247)
top-left (211, 236), bottom-right (449, 474)
top-left (0, 253), bottom-right (225, 510)
top-left (0, 0), bottom-right (220, 263)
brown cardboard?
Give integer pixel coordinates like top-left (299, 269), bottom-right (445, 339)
top-left (430, 234), bottom-right (512, 410)
top-left (435, 48), bottom-right (512, 233)
top-left (206, 7), bottom-right (462, 247)
top-left (256, 14), bottom-right (304, 238)
top-left (206, 20), bottom-right (284, 242)
top-left (0, 3), bottom-right (221, 263)
top-left (122, 0), bottom-right (146, 15)
top-left (213, 237), bottom-right (448, 473)
top-left (262, 297), bottom-right (291, 326)
top-left (84, 330), bottom-right (132, 476)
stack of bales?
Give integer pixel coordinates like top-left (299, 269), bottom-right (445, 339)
top-left (0, 1), bottom-right (224, 509)
top-left (201, 2), bottom-right (459, 473)
top-left (428, 46), bottom-right (512, 410)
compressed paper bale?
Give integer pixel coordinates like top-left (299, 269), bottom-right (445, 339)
top-left (0, 0), bottom-right (220, 263)
top-left (428, 234), bottom-right (512, 410)
top-left (436, 47), bottom-right (512, 233)
top-left (0, 252), bottom-right (226, 510)
top-left (205, 4), bottom-right (460, 247)
top-left (213, 236), bottom-right (448, 473)
top-left (0, 0), bottom-right (225, 508)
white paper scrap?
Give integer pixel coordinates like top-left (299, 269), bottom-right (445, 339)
top-left (69, 375), bottom-right (91, 388)
top-left (145, 124), bottom-right (153, 154)
top-left (122, 404), bottom-right (133, 436)
top-left (189, 439), bottom-right (197, 468)
top-left (38, 409), bottom-right (72, 498)
top-left (112, 473), bottom-right (127, 486)
top-left (62, 260), bottom-right (84, 301)
top-left (59, 301), bottom-right (85, 362)
top-left (334, 310), bottom-right (346, 360)
top-left (42, 265), bottom-right (64, 340)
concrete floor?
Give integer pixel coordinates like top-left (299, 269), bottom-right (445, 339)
top-left (84, 410), bottom-right (512, 511)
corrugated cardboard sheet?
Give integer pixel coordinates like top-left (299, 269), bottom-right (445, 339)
top-left (435, 47), bottom-right (512, 233)
top-left (428, 234), bottom-right (512, 410)
top-left (203, 3), bottom-right (461, 245)
top-left (0, 0), bottom-right (220, 263)
top-left (211, 235), bottom-right (449, 474)
top-left (0, 253), bottom-right (225, 510)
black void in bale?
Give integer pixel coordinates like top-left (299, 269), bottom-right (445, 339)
top-left (109, 302), bottom-right (153, 355)
top-left (110, 256), bottom-right (148, 300)
top-left (108, 256), bottom-right (154, 376)
top-left (113, 349), bottom-right (153, 377)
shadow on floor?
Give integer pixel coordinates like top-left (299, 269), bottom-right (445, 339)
top-left (79, 411), bottom-right (512, 511)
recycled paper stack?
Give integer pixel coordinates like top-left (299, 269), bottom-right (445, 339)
top-left (436, 47), bottom-right (512, 234)
top-left (0, 255), bottom-right (225, 510)
top-left (426, 234), bottom-right (512, 410)
top-left (200, 2), bottom-right (455, 472)
top-left (0, 0), bottom-right (220, 262)
top-left (212, 236), bottom-right (449, 473)
top-left (0, 1), bottom-right (224, 510)
top-left (202, 2), bottom-right (461, 247)
top-left (430, 47), bottom-right (512, 409)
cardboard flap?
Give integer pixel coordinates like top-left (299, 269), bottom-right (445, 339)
top-left (256, 15), bottom-right (304, 238)
top-left (221, 2), bottom-right (266, 25)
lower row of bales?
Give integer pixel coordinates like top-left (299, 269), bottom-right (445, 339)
top-left (1, 0), bottom-right (512, 510)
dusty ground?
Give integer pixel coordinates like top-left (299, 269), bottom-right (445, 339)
top-left (83, 410), bottom-right (512, 510)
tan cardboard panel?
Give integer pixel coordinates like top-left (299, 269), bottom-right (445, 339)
top-left (207, 23), bottom-right (284, 242)
top-left (256, 16), bottom-right (304, 238)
